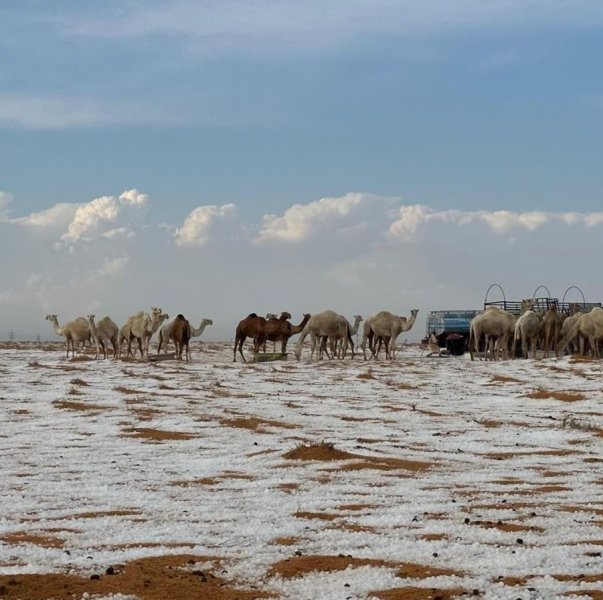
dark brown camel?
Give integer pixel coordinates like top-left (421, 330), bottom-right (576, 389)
top-left (170, 314), bottom-right (191, 361)
top-left (264, 313), bottom-right (311, 354)
top-left (233, 313), bottom-right (268, 362)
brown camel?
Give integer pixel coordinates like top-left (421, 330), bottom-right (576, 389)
top-left (264, 313), bottom-right (311, 354)
top-left (233, 313), bottom-right (268, 362)
top-left (169, 314), bottom-right (191, 361)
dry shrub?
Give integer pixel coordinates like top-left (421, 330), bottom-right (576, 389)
top-left (69, 377), bottom-right (88, 386)
top-left (357, 370), bottom-right (375, 380)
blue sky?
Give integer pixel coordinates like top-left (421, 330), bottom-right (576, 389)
top-left (2, 1), bottom-right (603, 339)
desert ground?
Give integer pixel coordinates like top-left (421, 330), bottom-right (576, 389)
top-left (0, 340), bottom-right (602, 600)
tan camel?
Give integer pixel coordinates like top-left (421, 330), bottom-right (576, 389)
top-left (323, 314), bottom-right (363, 359)
top-left (158, 317), bottom-right (213, 354)
top-left (512, 310), bottom-right (542, 359)
top-left (558, 308), bottom-right (603, 358)
top-left (121, 307), bottom-right (166, 359)
top-left (264, 313), bottom-right (311, 354)
top-left (87, 314), bottom-right (119, 359)
top-left (557, 312), bottom-right (584, 356)
top-left (45, 314), bottom-right (91, 359)
top-left (233, 313), bottom-right (268, 362)
top-left (295, 310), bottom-right (349, 360)
top-left (368, 309), bottom-right (419, 359)
top-left (469, 307), bottom-right (515, 361)
top-left (541, 306), bottom-right (562, 358)
top-left (169, 314), bottom-right (191, 361)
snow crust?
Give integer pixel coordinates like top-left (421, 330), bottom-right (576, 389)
top-left (0, 343), bottom-right (602, 599)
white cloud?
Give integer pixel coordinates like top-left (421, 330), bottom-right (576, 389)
top-left (255, 193), bottom-right (387, 244)
top-left (0, 191), bottom-right (13, 219)
top-left (119, 189), bottom-right (149, 206)
top-left (0, 93), bottom-right (182, 130)
top-left (14, 203), bottom-right (79, 229)
top-left (97, 256), bottom-right (130, 278)
top-left (387, 205), bottom-right (603, 240)
top-left (174, 203), bottom-right (237, 247)
top-left (61, 196), bottom-right (121, 242)
top-left (61, 1), bottom-right (603, 49)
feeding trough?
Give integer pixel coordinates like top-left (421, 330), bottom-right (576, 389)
top-left (147, 353), bottom-right (176, 363)
top-left (253, 352), bottom-right (288, 363)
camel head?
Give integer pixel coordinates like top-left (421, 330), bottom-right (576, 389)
top-left (265, 313), bottom-right (277, 319)
top-left (87, 314), bottom-right (95, 321)
top-left (411, 309), bottom-right (419, 317)
top-left (45, 314), bottom-right (57, 322)
top-left (203, 319), bottom-right (214, 326)
top-left (353, 315), bottom-right (363, 322)
top-left (151, 306), bottom-right (163, 316)
top-left (279, 311), bottom-right (292, 321)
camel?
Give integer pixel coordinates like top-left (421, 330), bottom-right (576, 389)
top-left (263, 313), bottom-right (311, 354)
top-left (367, 309), bottom-right (419, 360)
top-left (233, 313), bottom-right (269, 362)
top-left (294, 310), bottom-right (349, 361)
top-left (87, 314), bottom-right (119, 359)
top-left (558, 308), bottom-right (603, 358)
top-left (557, 312), bottom-right (584, 356)
top-left (323, 314), bottom-right (363, 359)
top-left (45, 314), bottom-right (91, 359)
top-left (469, 307), bottom-right (515, 361)
top-left (157, 317), bottom-right (213, 354)
top-left (120, 308), bottom-right (167, 359)
top-left (512, 310), bottom-right (541, 359)
top-left (169, 314), bottom-right (191, 361)
top-left (541, 306), bottom-right (562, 358)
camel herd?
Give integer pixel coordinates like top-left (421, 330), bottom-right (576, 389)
top-left (44, 307), bottom-right (420, 362)
top-left (233, 308), bottom-right (419, 362)
top-left (45, 309), bottom-right (213, 361)
top-left (468, 301), bottom-right (603, 360)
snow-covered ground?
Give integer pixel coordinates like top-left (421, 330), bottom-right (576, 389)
top-left (0, 341), bottom-right (602, 600)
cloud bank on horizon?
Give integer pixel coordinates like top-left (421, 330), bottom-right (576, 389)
top-left (1, 189), bottom-right (601, 341)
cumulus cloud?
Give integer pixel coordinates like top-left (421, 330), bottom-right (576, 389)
top-left (61, 196), bottom-right (121, 242)
top-left (14, 203), bottom-right (79, 229)
top-left (174, 203), bottom-right (237, 247)
top-left (119, 189), bottom-right (149, 205)
top-left (387, 205), bottom-right (603, 241)
top-left (255, 193), bottom-right (392, 244)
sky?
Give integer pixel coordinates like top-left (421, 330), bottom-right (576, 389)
top-left (2, 1), bottom-right (603, 340)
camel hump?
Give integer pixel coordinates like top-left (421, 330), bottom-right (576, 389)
top-left (176, 314), bottom-right (185, 320)
top-left (248, 312), bottom-right (258, 318)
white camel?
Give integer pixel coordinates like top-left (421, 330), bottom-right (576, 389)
top-left (367, 309), bottom-right (419, 360)
top-left (45, 314), bottom-right (91, 359)
top-left (557, 312), bottom-right (584, 356)
top-left (295, 310), bottom-right (349, 360)
top-left (512, 310), bottom-right (542, 359)
top-left (469, 307), bottom-right (515, 361)
top-left (323, 314), bottom-right (363, 359)
top-left (558, 307), bottom-right (603, 358)
top-left (157, 317), bottom-right (213, 354)
top-left (87, 314), bottom-right (119, 359)
top-left (120, 307), bottom-right (167, 359)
